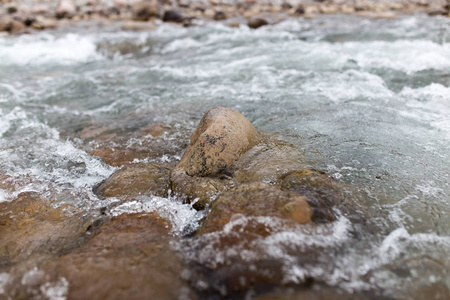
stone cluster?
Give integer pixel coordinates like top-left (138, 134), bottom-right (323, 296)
top-left (0, 0), bottom-right (449, 35)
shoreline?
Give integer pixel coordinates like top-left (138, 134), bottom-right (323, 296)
top-left (1, 0), bottom-right (449, 35)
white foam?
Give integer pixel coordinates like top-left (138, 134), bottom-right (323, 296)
top-left (161, 38), bottom-right (201, 54)
top-left (179, 214), bottom-right (353, 284)
top-left (110, 196), bottom-right (205, 236)
top-left (342, 40), bottom-right (450, 73)
top-left (0, 273), bottom-right (9, 294)
top-left (0, 112), bottom-right (115, 189)
top-left (301, 70), bottom-right (394, 103)
top-left (0, 33), bottom-right (102, 66)
top-left (40, 277), bottom-right (69, 300)
top-left (0, 107), bottom-right (27, 137)
top-left (0, 189), bottom-right (10, 203)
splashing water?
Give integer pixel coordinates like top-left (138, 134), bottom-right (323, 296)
top-left (0, 14), bottom-right (449, 298)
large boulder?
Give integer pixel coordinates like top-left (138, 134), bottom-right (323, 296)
top-left (178, 107), bottom-right (260, 177)
top-left (170, 107), bottom-right (261, 207)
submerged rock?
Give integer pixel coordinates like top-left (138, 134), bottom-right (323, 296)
top-left (94, 162), bottom-right (172, 199)
top-left (197, 182), bottom-right (312, 234)
top-left (279, 169), bottom-right (365, 224)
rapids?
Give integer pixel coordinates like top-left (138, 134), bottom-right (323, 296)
top-left (0, 14), bottom-right (449, 299)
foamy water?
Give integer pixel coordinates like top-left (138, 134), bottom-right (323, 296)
top-left (0, 14), bottom-right (449, 298)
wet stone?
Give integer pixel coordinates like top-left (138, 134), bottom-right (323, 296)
top-left (131, 1), bottom-right (159, 21)
top-left (170, 107), bottom-right (261, 208)
top-left (248, 17), bottom-right (269, 29)
top-left (213, 11), bottom-right (227, 21)
top-left (40, 213), bottom-right (194, 300)
top-left (278, 169), bottom-right (364, 224)
top-left (94, 162), bottom-right (173, 199)
top-left (197, 182), bottom-right (312, 235)
top-left (163, 10), bottom-right (183, 23)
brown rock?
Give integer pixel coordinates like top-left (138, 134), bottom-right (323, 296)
top-left (141, 124), bottom-right (171, 137)
top-left (94, 162), bottom-right (172, 199)
top-left (9, 20), bottom-right (25, 34)
top-left (231, 138), bottom-right (305, 184)
top-left (0, 192), bottom-right (93, 264)
top-left (428, 8), bottom-right (448, 16)
top-left (90, 147), bottom-right (149, 167)
top-left (121, 20), bottom-right (156, 31)
top-left (0, 15), bottom-right (12, 32)
top-left (41, 213), bottom-right (194, 300)
top-left (179, 107), bottom-right (260, 177)
top-left (131, 1), bottom-right (159, 21)
top-left (374, 12), bottom-right (396, 19)
top-left (6, 5), bottom-right (17, 14)
top-left (213, 11), bottom-right (227, 21)
top-left (198, 182), bottom-right (312, 234)
top-left (170, 107), bottom-right (261, 207)
top-left (294, 5), bottom-right (305, 15)
top-left (319, 4), bottom-right (339, 14)
top-left (248, 17), bottom-right (269, 29)
top-left (55, 0), bottom-right (77, 19)
top-left (227, 22), bottom-right (241, 28)
top-left (31, 16), bottom-right (58, 30)
top-left (279, 169), bottom-right (365, 223)
top-left (162, 10), bottom-right (183, 23)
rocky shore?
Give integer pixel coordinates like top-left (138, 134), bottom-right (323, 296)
top-left (1, 106), bottom-right (376, 299)
top-left (0, 0), bottom-right (449, 35)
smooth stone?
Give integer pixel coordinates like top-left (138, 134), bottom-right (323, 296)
top-left (162, 10), bottom-right (183, 23)
top-left (197, 182), bottom-right (312, 234)
top-left (131, 1), bottom-right (159, 21)
top-left (40, 213), bottom-right (195, 300)
top-left (55, 0), bottom-right (77, 19)
top-left (0, 192), bottom-right (92, 264)
top-left (213, 11), bottom-right (227, 20)
top-left (94, 162), bottom-right (172, 199)
top-left (170, 107), bottom-right (261, 208)
top-left (0, 15), bottom-right (12, 32)
top-left (248, 17), bottom-right (269, 29)
top-left (31, 16), bottom-right (58, 30)
top-left (9, 20), bottom-right (26, 35)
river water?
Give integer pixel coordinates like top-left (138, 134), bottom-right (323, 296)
top-left (0, 14), bottom-right (449, 299)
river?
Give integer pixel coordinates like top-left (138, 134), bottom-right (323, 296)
top-left (0, 14), bottom-right (449, 299)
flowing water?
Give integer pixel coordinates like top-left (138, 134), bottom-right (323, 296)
top-left (1, 14), bottom-right (450, 299)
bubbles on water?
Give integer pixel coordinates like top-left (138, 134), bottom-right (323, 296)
top-left (0, 273), bottom-right (9, 294)
top-left (0, 33), bottom-right (103, 66)
top-left (39, 277), bottom-right (69, 300)
top-left (110, 196), bottom-right (205, 236)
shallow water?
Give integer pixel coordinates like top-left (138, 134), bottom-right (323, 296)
top-left (0, 14), bottom-right (449, 298)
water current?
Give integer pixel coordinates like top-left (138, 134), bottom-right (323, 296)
top-left (0, 14), bottom-right (449, 299)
